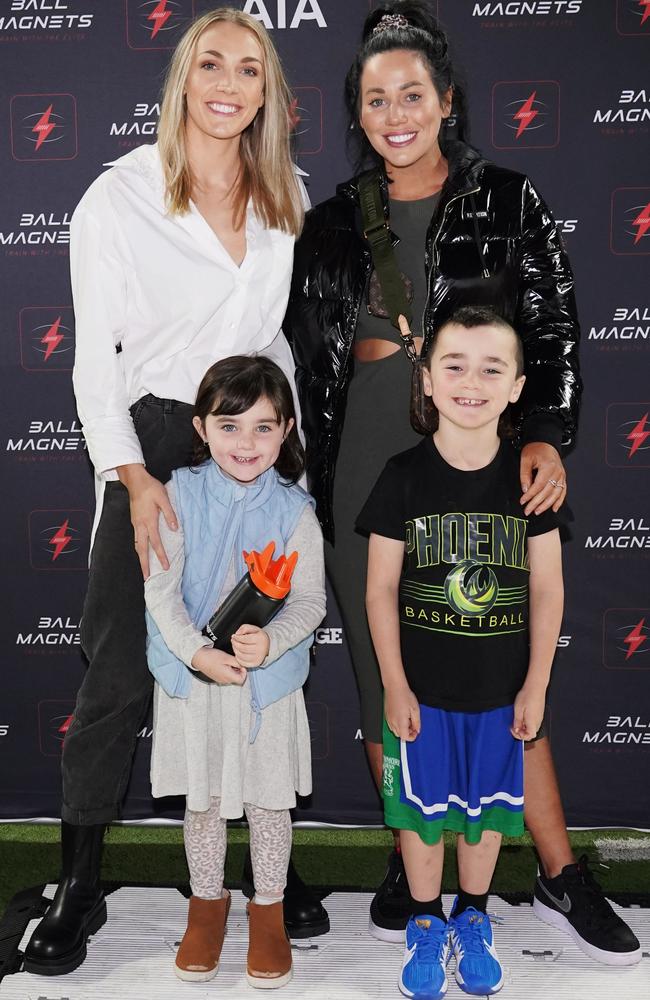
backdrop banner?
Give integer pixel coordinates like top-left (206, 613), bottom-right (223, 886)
top-left (1, 0), bottom-right (649, 828)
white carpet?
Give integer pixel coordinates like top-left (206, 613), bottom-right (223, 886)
top-left (4, 888), bottom-right (648, 999)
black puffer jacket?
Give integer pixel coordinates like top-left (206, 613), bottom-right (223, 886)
top-left (284, 142), bottom-right (581, 542)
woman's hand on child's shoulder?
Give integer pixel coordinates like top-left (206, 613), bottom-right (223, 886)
top-left (519, 443), bottom-right (567, 516)
top-left (191, 646), bottom-right (247, 686)
top-left (385, 683), bottom-right (421, 742)
top-left (231, 625), bottom-right (270, 669)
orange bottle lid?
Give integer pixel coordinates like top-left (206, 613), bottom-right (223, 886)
top-left (243, 541), bottom-right (298, 600)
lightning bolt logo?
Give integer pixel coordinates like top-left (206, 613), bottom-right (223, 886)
top-left (632, 202), bottom-right (650, 244)
top-left (640, 1), bottom-right (650, 27)
top-left (148, 0), bottom-right (173, 38)
top-left (623, 618), bottom-right (647, 659)
top-left (513, 92), bottom-right (538, 138)
top-left (626, 412), bottom-right (650, 456)
top-left (48, 519), bottom-right (72, 562)
top-left (32, 104), bottom-right (56, 150)
top-left (58, 715), bottom-right (74, 736)
top-left (40, 316), bottom-right (64, 362)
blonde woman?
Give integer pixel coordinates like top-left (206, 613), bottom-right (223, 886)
top-left (25, 7), bottom-right (327, 979)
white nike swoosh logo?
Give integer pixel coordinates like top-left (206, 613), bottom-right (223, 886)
top-left (403, 943), bottom-right (418, 962)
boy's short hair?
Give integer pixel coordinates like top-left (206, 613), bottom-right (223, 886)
top-left (424, 306), bottom-right (524, 377)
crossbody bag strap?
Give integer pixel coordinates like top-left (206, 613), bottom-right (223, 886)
top-left (358, 173), bottom-right (416, 361)
top-left (358, 173), bottom-right (431, 435)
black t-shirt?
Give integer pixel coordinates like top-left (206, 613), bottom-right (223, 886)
top-left (357, 437), bottom-right (562, 712)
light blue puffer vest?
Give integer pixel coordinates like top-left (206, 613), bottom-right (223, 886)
top-left (146, 461), bottom-right (313, 739)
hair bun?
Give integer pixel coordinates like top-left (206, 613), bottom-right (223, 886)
top-left (362, 1), bottom-right (445, 46)
top-left (362, 6), bottom-right (399, 42)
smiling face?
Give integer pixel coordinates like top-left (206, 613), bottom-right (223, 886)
top-left (183, 21), bottom-right (265, 145)
top-left (359, 49), bottom-right (451, 171)
top-left (423, 323), bottom-right (525, 435)
top-left (193, 396), bottom-right (292, 485)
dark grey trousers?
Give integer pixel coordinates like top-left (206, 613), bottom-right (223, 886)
top-left (61, 396), bottom-right (195, 824)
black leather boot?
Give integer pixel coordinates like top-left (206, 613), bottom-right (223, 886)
top-left (241, 849), bottom-right (330, 939)
top-left (23, 821), bottom-right (107, 975)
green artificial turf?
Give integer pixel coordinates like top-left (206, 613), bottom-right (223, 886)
top-left (1, 824), bottom-right (648, 919)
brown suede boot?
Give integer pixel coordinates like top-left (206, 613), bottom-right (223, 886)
top-left (247, 900), bottom-right (292, 989)
top-left (174, 892), bottom-right (230, 982)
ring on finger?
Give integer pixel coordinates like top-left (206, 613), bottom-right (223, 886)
top-left (548, 479), bottom-right (565, 489)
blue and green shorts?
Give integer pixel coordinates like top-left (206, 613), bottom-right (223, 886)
top-left (383, 702), bottom-right (524, 845)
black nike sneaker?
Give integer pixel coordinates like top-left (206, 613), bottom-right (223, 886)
top-left (369, 849), bottom-right (413, 943)
top-left (533, 855), bottom-right (642, 966)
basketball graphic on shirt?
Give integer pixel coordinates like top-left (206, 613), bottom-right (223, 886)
top-left (444, 560), bottom-right (498, 616)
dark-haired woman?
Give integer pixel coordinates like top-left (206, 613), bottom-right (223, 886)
top-left (285, 0), bottom-right (639, 967)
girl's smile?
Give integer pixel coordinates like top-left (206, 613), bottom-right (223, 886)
top-left (193, 396), bottom-right (293, 485)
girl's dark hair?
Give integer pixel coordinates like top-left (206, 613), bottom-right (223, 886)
top-left (418, 306), bottom-right (523, 439)
top-left (192, 356), bottom-right (305, 485)
top-left (345, 1), bottom-right (469, 171)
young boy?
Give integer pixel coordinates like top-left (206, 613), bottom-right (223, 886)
top-left (357, 306), bottom-right (564, 999)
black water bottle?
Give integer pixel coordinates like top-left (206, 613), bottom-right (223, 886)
top-left (195, 542), bottom-right (298, 682)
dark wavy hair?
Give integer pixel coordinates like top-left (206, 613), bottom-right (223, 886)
top-left (345, 1), bottom-right (470, 171)
top-left (419, 306), bottom-right (524, 438)
top-left (192, 356), bottom-right (305, 484)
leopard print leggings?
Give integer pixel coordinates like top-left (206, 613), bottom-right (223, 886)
top-left (183, 797), bottom-right (292, 900)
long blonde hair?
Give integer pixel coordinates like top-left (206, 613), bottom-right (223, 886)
top-left (157, 7), bottom-right (303, 235)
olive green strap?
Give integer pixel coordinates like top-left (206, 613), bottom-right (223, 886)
top-left (358, 172), bottom-right (413, 334)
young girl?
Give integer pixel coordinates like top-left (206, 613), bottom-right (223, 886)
top-left (358, 307), bottom-right (564, 998)
top-left (144, 356), bottom-right (326, 988)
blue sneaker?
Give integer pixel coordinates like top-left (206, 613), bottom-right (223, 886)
top-left (449, 905), bottom-right (503, 996)
top-left (399, 915), bottom-right (450, 999)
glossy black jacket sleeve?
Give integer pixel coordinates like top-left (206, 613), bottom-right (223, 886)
top-left (283, 211), bottom-right (340, 450)
top-left (515, 177), bottom-right (582, 448)
top-left (283, 204), bottom-right (354, 535)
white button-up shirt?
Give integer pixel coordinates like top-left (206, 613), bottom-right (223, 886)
top-left (71, 143), bottom-right (307, 487)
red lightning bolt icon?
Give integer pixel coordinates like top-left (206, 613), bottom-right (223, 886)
top-left (32, 104), bottom-right (56, 150)
top-left (40, 316), bottom-right (64, 362)
top-left (640, 1), bottom-right (650, 27)
top-left (49, 519), bottom-right (72, 561)
top-left (148, 0), bottom-right (173, 38)
top-left (624, 618), bottom-right (647, 660)
top-left (513, 92), bottom-right (538, 139)
top-left (58, 715), bottom-right (74, 736)
top-left (626, 412), bottom-right (650, 457)
top-left (632, 202), bottom-right (650, 244)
